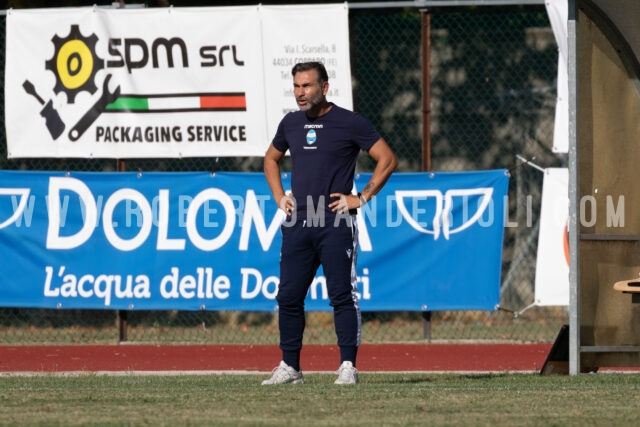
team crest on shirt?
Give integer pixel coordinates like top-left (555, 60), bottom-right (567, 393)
top-left (306, 129), bottom-right (317, 145)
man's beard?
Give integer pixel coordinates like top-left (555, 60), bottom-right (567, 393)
top-left (297, 92), bottom-right (323, 112)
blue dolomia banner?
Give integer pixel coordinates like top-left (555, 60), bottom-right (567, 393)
top-left (0, 170), bottom-right (508, 311)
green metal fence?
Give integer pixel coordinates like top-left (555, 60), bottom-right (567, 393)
top-left (0, 5), bottom-right (567, 344)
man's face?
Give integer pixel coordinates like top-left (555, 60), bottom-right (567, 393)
top-left (293, 70), bottom-right (327, 112)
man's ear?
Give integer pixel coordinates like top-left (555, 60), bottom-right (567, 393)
top-left (322, 81), bottom-right (330, 96)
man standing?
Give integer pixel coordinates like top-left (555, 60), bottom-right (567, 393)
top-left (262, 62), bottom-right (397, 385)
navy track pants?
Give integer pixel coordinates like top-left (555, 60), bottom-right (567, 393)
top-left (277, 216), bottom-right (361, 369)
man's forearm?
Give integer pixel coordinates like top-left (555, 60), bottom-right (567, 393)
top-left (361, 157), bottom-right (396, 202)
top-left (264, 160), bottom-right (285, 204)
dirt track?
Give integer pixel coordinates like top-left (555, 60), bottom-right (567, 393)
top-left (0, 343), bottom-right (552, 373)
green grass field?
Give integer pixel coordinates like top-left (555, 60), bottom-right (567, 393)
top-left (1, 372), bottom-right (639, 425)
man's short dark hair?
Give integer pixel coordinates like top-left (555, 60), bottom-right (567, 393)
top-left (291, 62), bottom-right (329, 84)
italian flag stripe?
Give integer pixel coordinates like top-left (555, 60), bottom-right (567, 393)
top-left (108, 97), bottom-right (148, 110)
top-left (106, 93), bottom-right (246, 112)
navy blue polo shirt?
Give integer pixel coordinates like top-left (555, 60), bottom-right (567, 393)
top-left (272, 103), bottom-right (380, 219)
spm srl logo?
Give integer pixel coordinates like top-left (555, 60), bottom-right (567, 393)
top-left (45, 24), bottom-right (104, 104)
top-left (23, 23), bottom-right (248, 144)
top-left (22, 24), bottom-right (112, 141)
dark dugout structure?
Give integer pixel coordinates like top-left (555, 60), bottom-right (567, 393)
top-left (569, 0), bottom-right (640, 374)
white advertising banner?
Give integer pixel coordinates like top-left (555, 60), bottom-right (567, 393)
top-left (261, 4), bottom-right (352, 142)
top-left (534, 168), bottom-right (569, 306)
top-left (545, 0), bottom-right (569, 153)
top-left (5, 5), bottom-right (352, 159)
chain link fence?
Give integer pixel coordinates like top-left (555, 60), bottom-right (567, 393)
top-left (0, 4), bottom-right (567, 345)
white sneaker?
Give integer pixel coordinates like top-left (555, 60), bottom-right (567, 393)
top-left (261, 361), bottom-right (304, 385)
top-left (334, 361), bottom-right (359, 385)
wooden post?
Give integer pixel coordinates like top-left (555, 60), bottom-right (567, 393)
top-left (421, 311), bottom-right (432, 341)
top-left (421, 10), bottom-right (432, 172)
top-left (421, 10), bottom-right (432, 340)
top-left (117, 159), bottom-right (127, 342)
top-left (118, 310), bottom-right (128, 342)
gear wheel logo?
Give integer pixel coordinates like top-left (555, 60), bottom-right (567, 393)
top-left (45, 24), bottom-right (105, 104)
